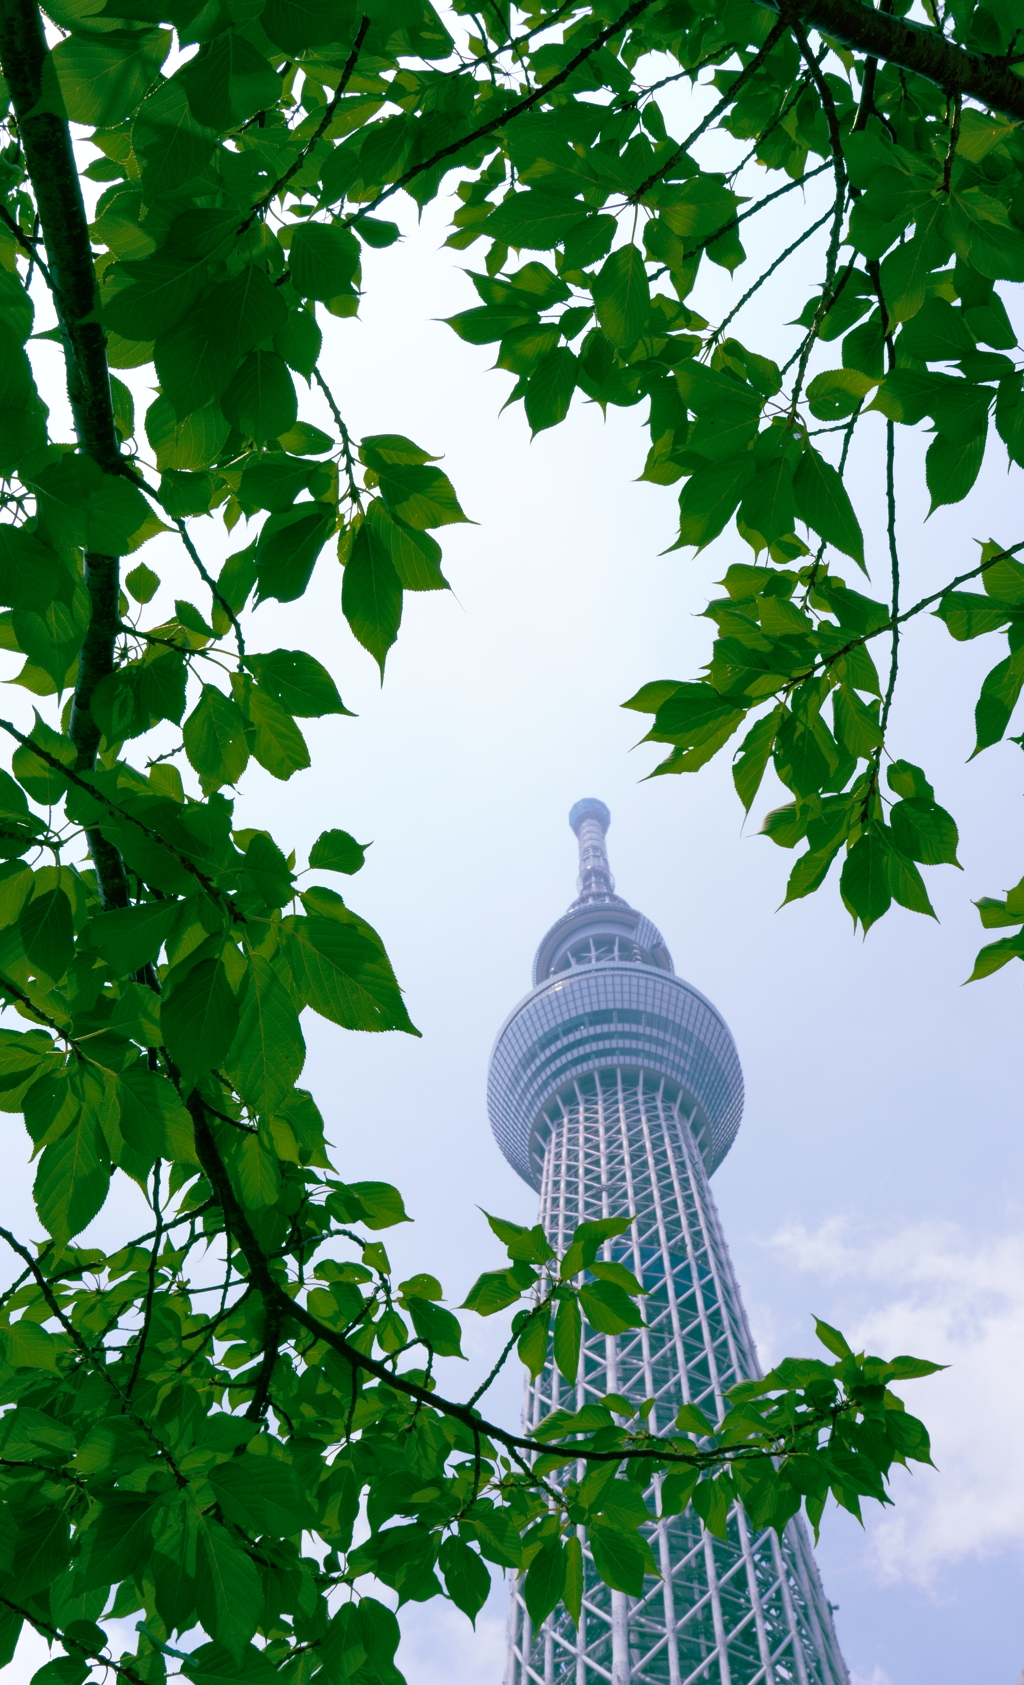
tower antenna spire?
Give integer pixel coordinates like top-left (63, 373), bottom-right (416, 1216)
top-left (568, 797), bottom-right (614, 902)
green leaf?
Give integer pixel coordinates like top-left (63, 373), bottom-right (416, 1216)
top-left (407, 1296), bottom-right (465, 1358)
top-left (483, 189), bottom-right (588, 250)
top-left (4, 1320), bottom-right (59, 1371)
top-left (974, 652), bottom-right (1024, 752)
top-left (78, 1491), bottom-right (160, 1590)
top-left (116, 1063), bottom-right (195, 1169)
top-left (934, 589), bottom-right (1015, 641)
top-left (145, 397), bottom-right (229, 470)
top-left (967, 929), bottom-right (1024, 980)
top-left (277, 418), bottom-right (331, 455)
top-left (182, 30), bottom-right (279, 128)
top-left (579, 1279), bottom-right (644, 1334)
top-left (208, 1455), bottom-right (314, 1537)
top-left (590, 1259), bottom-right (645, 1295)
top-left (887, 759), bottom-right (934, 801)
top-left (246, 685), bottom-right (311, 781)
top-left (840, 832), bottom-right (892, 931)
top-left (195, 1518), bottom-right (262, 1660)
top-left (19, 887), bottom-right (74, 981)
top-left (553, 1293), bottom-right (581, 1382)
top-left (184, 685), bottom-right (250, 789)
top-left (342, 519), bottom-right (403, 676)
top-left (588, 1522), bottom-right (655, 1595)
top-left (517, 1303), bottom-right (550, 1377)
top-left (376, 464), bottom-right (470, 530)
top-left (331, 1178), bottom-right (409, 1229)
top-left (125, 563), bottom-right (159, 604)
top-left (832, 686), bottom-right (882, 757)
top-left (34, 1111), bottom-right (110, 1244)
top-left (885, 843), bottom-right (936, 919)
top-left (889, 798), bottom-right (960, 866)
top-left (660, 1464), bottom-right (700, 1517)
top-left (366, 498), bottom-right (447, 591)
top-left (806, 368), bottom-right (875, 421)
top-left (221, 352), bottom-right (297, 445)
top-left (732, 707), bottom-right (781, 812)
top-left (245, 650), bottom-right (350, 717)
top-left (289, 223), bottom-right (361, 303)
top-left (926, 431), bottom-right (986, 510)
top-left (154, 267), bottom-right (286, 418)
top-left (559, 1215), bottom-right (632, 1279)
top-left (793, 447), bottom-right (865, 567)
top-left (523, 1538), bottom-right (566, 1625)
top-left (773, 710), bottom-right (838, 797)
top-left (524, 348), bottom-right (577, 435)
top-left (225, 955), bottom-right (305, 1114)
top-left (692, 1476), bottom-right (734, 1540)
top-left (461, 1269), bottom-right (523, 1315)
top-left (814, 1317), bottom-right (853, 1358)
top-left (438, 1537), bottom-right (490, 1625)
top-left (563, 1534), bottom-right (583, 1628)
top-left (290, 914), bottom-right (417, 1034)
top-left (309, 830), bottom-right (367, 874)
top-left (11, 714), bottom-right (72, 802)
top-left (52, 28), bottom-right (167, 126)
top-left (673, 456), bottom-right (756, 550)
top-left (592, 244), bottom-right (650, 349)
top-left (162, 956), bottom-right (240, 1092)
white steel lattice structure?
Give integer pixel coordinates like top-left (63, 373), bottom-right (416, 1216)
top-left (487, 801), bottom-right (848, 1685)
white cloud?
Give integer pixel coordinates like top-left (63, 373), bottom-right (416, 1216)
top-left (767, 1217), bottom-right (1024, 1586)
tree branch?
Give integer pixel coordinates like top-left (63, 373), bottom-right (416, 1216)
top-left (759, 0), bottom-right (1024, 120)
top-left (0, 0), bottom-right (130, 909)
top-left (186, 1091), bottom-right (839, 1472)
top-left (354, 0), bottom-right (658, 221)
top-left (239, 14), bottom-right (370, 234)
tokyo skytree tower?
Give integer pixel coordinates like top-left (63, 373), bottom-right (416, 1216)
top-left (487, 800), bottom-right (848, 1685)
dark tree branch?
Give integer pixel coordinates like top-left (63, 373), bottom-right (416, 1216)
top-left (0, 717), bottom-right (246, 920)
top-left (187, 1091), bottom-right (846, 1472)
top-left (0, 0), bottom-right (130, 909)
top-left (239, 14), bottom-right (370, 233)
top-left (759, 0), bottom-right (1024, 120)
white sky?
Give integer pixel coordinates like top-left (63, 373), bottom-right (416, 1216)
top-left (5, 93), bottom-right (1024, 1685)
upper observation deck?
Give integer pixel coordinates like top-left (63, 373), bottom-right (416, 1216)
top-left (488, 801), bottom-right (744, 1189)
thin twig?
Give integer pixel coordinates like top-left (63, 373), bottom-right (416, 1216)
top-left (313, 367), bottom-right (363, 507)
top-left (787, 17), bottom-right (849, 412)
top-left (631, 17), bottom-right (790, 200)
top-left (0, 201), bottom-right (52, 284)
top-left (353, 0), bottom-right (659, 222)
top-left (0, 1595), bottom-right (147, 1685)
top-left (712, 208), bottom-right (832, 342)
top-left (239, 15), bottom-right (371, 233)
top-left (880, 418), bottom-right (900, 733)
top-left (125, 1159), bottom-right (163, 1397)
top-left (0, 718), bottom-right (245, 922)
top-left (0, 1224), bottom-right (188, 1485)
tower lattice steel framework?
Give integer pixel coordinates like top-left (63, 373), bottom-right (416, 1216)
top-left (487, 801), bottom-right (848, 1685)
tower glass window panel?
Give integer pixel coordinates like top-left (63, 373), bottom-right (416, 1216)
top-left (487, 800), bottom-right (848, 1685)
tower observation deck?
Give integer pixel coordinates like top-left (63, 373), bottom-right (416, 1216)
top-left (488, 802), bottom-right (848, 1685)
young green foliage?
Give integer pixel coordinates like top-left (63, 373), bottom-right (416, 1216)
top-left (0, 0), bottom-right (965, 1673)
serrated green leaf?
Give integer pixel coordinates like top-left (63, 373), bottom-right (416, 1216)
top-left (225, 955), bottom-right (305, 1113)
top-left (162, 956), bottom-right (240, 1092)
